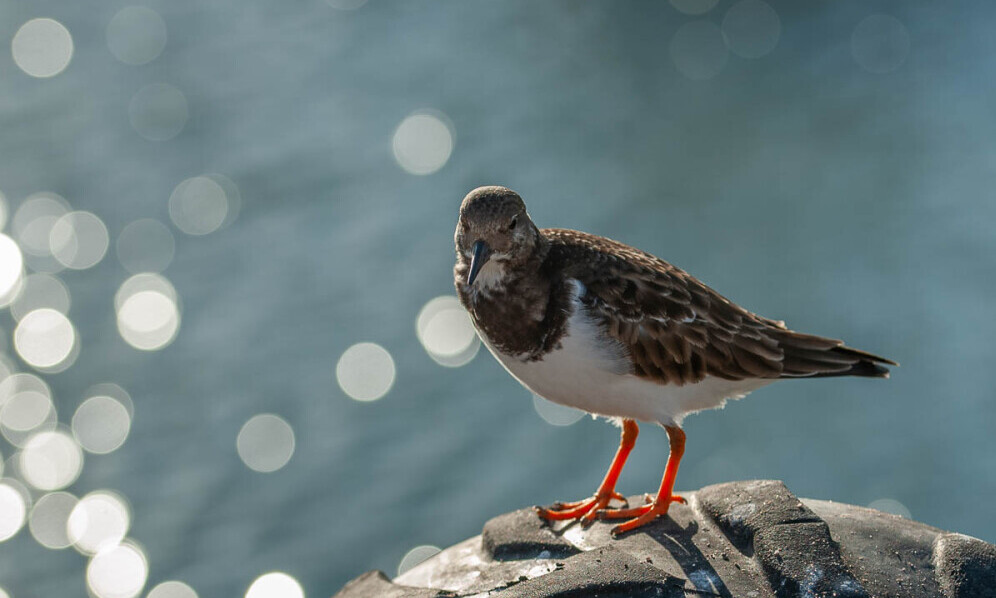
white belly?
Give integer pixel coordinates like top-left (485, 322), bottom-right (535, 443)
top-left (481, 282), bottom-right (772, 426)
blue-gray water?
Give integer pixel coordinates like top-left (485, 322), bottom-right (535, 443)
top-left (0, 1), bottom-right (994, 596)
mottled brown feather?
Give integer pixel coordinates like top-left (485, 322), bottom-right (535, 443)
top-left (541, 228), bottom-right (896, 386)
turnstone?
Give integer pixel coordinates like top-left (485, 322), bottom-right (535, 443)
top-left (454, 186), bottom-right (896, 535)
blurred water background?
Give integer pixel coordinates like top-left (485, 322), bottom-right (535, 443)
top-left (0, 0), bottom-right (994, 596)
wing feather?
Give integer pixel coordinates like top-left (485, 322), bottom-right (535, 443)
top-left (542, 228), bottom-right (895, 385)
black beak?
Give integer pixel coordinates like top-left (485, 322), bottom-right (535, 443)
top-left (466, 240), bottom-right (491, 285)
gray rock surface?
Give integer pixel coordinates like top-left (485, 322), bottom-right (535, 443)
top-left (334, 480), bottom-right (995, 598)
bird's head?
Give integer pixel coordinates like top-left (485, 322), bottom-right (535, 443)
top-left (455, 186), bottom-right (540, 288)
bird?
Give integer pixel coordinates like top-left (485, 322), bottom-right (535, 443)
top-left (453, 185), bottom-right (896, 535)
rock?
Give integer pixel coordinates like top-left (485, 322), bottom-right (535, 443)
top-left (333, 480), bottom-right (996, 598)
top-left (697, 480), bottom-right (866, 597)
top-left (934, 532), bottom-right (996, 598)
top-left (482, 508), bottom-right (581, 560)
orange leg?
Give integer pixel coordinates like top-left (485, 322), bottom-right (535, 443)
top-left (536, 419), bottom-right (639, 524)
top-left (598, 425), bottom-right (686, 535)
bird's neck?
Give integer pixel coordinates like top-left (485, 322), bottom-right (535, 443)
top-left (458, 239), bottom-right (555, 358)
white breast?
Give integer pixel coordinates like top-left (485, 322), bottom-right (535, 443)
top-left (480, 279), bottom-right (772, 426)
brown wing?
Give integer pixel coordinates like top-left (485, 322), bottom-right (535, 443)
top-left (542, 229), bottom-right (896, 386)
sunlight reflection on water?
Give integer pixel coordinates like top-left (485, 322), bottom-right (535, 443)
top-left (12, 18), bottom-right (74, 78)
top-left (68, 490), bottom-right (131, 555)
top-left (20, 429), bottom-right (84, 491)
top-left (148, 581), bottom-right (199, 598)
top-left (245, 572), bottom-right (304, 598)
top-left (0, 482), bottom-right (27, 542)
top-left (28, 491), bottom-right (78, 549)
top-left (416, 296), bottom-right (480, 367)
top-left (336, 342), bottom-right (396, 402)
top-left (106, 6), bottom-right (167, 66)
top-left (237, 414), bottom-right (296, 473)
top-left (86, 540), bottom-right (148, 598)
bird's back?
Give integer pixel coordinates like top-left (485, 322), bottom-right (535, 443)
top-left (539, 228), bottom-right (896, 385)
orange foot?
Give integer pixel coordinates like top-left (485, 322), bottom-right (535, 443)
top-left (597, 493), bottom-right (687, 535)
top-left (536, 419), bottom-right (641, 526)
top-left (535, 490), bottom-right (628, 525)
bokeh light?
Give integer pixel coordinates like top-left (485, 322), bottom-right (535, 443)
top-left (0, 386), bottom-right (54, 433)
top-left (86, 541), bottom-right (148, 598)
top-left (49, 211), bottom-right (110, 270)
top-left (868, 497), bottom-right (912, 519)
top-left (397, 544), bottom-right (441, 576)
top-left (0, 373), bottom-right (57, 447)
top-left (168, 176), bottom-right (230, 236)
top-left (0, 190), bottom-right (7, 230)
top-left (14, 308), bottom-right (78, 372)
top-left (115, 274), bottom-right (181, 351)
top-left (670, 0), bottom-right (719, 16)
top-left (68, 490), bottom-right (131, 554)
top-left (9, 273), bottom-right (71, 321)
top-left (0, 360), bottom-right (15, 400)
top-left (671, 21), bottom-right (729, 80)
top-left (147, 581), bottom-right (199, 598)
top-left (0, 482), bottom-right (27, 542)
top-left (0, 235), bottom-right (22, 306)
top-left (416, 296), bottom-right (480, 367)
top-left (11, 18), bottom-right (74, 78)
top-left (116, 291), bottom-right (180, 351)
top-left (12, 192), bottom-right (70, 260)
top-left (722, 0), bottom-right (781, 59)
top-left (106, 6), bottom-right (167, 66)
top-left (116, 219), bottom-right (176, 273)
top-left (28, 491), bottom-right (78, 549)
top-left (532, 394), bottom-right (585, 427)
top-left (852, 14), bottom-right (911, 74)
top-left (0, 372), bottom-right (52, 407)
top-left (392, 111), bottom-right (454, 175)
top-left (336, 342), bottom-right (396, 402)
top-left (236, 414), bottom-right (296, 473)
top-left (245, 572), bottom-right (304, 598)
top-left (20, 429), bottom-right (84, 491)
top-left (129, 83), bottom-right (189, 141)
top-left (72, 395), bottom-right (132, 454)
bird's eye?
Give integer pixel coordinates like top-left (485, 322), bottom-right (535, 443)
top-left (509, 215), bottom-right (518, 230)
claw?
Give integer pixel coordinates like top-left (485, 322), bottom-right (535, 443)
top-left (535, 498), bottom-right (598, 521)
top-left (594, 494), bottom-right (686, 535)
top-left (550, 491), bottom-right (627, 511)
top-left (536, 491), bottom-right (628, 523)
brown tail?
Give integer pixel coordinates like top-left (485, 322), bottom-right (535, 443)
top-left (771, 330), bottom-right (897, 379)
